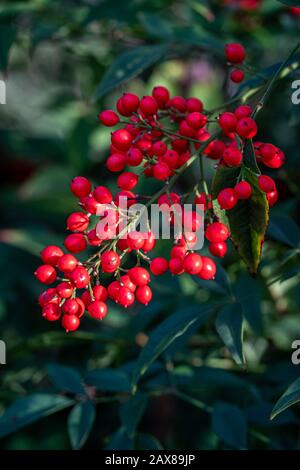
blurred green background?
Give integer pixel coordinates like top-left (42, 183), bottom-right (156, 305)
top-left (0, 0), bottom-right (300, 450)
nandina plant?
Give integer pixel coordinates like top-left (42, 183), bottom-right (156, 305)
top-left (34, 42), bottom-right (294, 333)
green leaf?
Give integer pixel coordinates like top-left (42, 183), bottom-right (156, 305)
top-left (0, 24), bottom-right (17, 70)
top-left (136, 433), bottom-right (163, 450)
top-left (105, 427), bottom-right (134, 450)
top-left (271, 377), bottom-right (300, 419)
top-left (138, 13), bottom-right (173, 39)
top-left (268, 216), bottom-right (300, 248)
top-left (0, 394), bottom-right (74, 440)
top-left (85, 369), bottom-right (131, 392)
top-left (68, 400), bottom-right (96, 450)
top-left (131, 303), bottom-right (216, 389)
top-left (233, 275), bottom-right (263, 334)
top-left (93, 45), bottom-right (168, 100)
top-left (215, 303), bottom-right (245, 366)
top-left (212, 402), bottom-right (247, 449)
top-left (277, 1), bottom-right (300, 6)
top-left (48, 364), bottom-right (85, 395)
top-left (120, 393), bottom-right (148, 438)
top-left (212, 166), bottom-right (269, 274)
top-left (243, 140), bottom-right (260, 173)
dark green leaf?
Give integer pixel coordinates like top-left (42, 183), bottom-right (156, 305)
top-left (271, 376), bottom-right (300, 419)
top-left (105, 427), bottom-right (134, 450)
top-left (68, 400), bottom-right (96, 450)
top-left (233, 275), bottom-right (263, 334)
top-left (215, 303), bottom-right (245, 366)
top-left (0, 24), bottom-right (17, 70)
top-left (268, 216), bottom-right (300, 248)
top-left (277, 1), bottom-right (300, 6)
top-left (120, 393), bottom-right (148, 438)
top-left (243, 140), bottom-right (260, 173)
top-left (212, 402), bottom-right (247, 449)
top-left (85, 369), bottom-right (131, 392)
top-left (212, 166), bottom-right (269, 274)
top-left (48, 364), bottom-right (85, 395)
top-left (0, 394), bottom-right (74, 440)
top-left (131, 303), bottom-right (216, 389)
top-left (136, 433), bottom-right (164, 450)
top-left (93, 45), bottom-right (168, 100)
top-left (138, 13), bottom-right (173, 39)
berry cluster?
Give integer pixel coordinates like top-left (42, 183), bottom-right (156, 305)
top-left (35, 42), bottom-right (284, 332)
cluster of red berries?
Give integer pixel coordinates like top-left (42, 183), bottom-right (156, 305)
top-left (225, 42), bottom-right (246, 84)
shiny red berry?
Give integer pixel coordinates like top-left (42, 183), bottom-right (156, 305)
top-left (67, 212), bottom-right (89, 232)
top-left (236, 117), bottom-right (257, 139)
top-left (183, 253), bottom-right (202, 275)
top-left (223, 148), bottom-right (242, 167)
top-left (40, 245), bottom-right (63, 266)
top-left (150, 257), bottom-right (169, 275)
top-left (197, 257), bottom-right (216, 280)
top-left (69, 266), bottom-right (90, 289)
top-left (35, 265), bottom-right (57, 284)
top-left (101, 251), bottom-right (120, 273)
top-left (107, 153), bottom-right (127, 172)
top-left (117, 172), bottom-right (138, 190)
top-left (122, 93), bottom-right (139, 113)
top-left (219, 112), bottom-right (237, 133)
top-left (225, 43), bottom-right (246, 64)
top-left (140, 95), bottom-right (158, 115)
top-left (88, 300), bottom-right (108, 320)
top-left (230, 69), bottom-right (245, 83)
top-left (61, 314), bottom-right (80, 332)
top-left (152, 86), bottom-right (170, 107)
top-left (56, 282), bottom-right (73, 299)
top-left (93, 185), bottom-right (113, 204)
top-left (217, 188), bottom-right (238, 210)
top-left (205, 222), bottom-right (230, 242)
top-left (116, 286), bottom-right (135, 307)
top-left (111, 129), bottom-right (132, 151)
top-left (64, 233), bottom-right (87, 253)
top-left (128, 267), bottom-right (150, 286)
top-left (258, 175), bottom-right (276, 193)
top-left (42, 303), bottom-right (61, 321)
top-left (169, 257), bottom-right (184, 275)
top-left (98, 110), bottom-right (120, 127)
top-left (136, 286), bottom-right (152, 305)
top-left (234, 181), bottom-right (252, 199)
top-left (57, 254), bottom-right (78, 273)
top-left (209, 242), bottom-right (227, 258)
top-left (62, 298), bottom-right (79, 315)
top-left (70, 176), bottom-right (91, 198)
top-left (234, 105), bottom-right (252, 119)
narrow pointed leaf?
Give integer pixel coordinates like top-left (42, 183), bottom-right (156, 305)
top-left (216, 303), bottom-right (245, 365)
top-left (271, 376), bottom-right (300, 419)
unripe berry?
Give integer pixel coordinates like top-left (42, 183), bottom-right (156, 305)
top-left (136, 286), bottom-right (152, 305)
top-left (111, 129), bottom-right (132, 151)
top-left (140, 96), bottom-right (158, 115)
top-left (234, 181), bottom-right (252, 199)
top-left (258, 175), bottom-right (276, 193)
top-left (70, 176), bottom-right (91, 198)
top-left (67, 212), bottom-right (89, 232)
top-left (40, 245), bottom-right (63, 266)
top-left (183, 253), bottom-right (203, 275)
top-left (150, 257), bottom-right (169, 275)
top-left (218, 188), bottom-right (238, 210)
top-left (35, 265), bottom-right (57, 284)
top-left (236, 117), bottom-right (258, 139)
top-left (152, 86), bottom-right (170, 107)
top-left (57, 254), bottom-right (78, 273)
top-left (42, 303), bottom-right (61, 321)
top-left (88, 300), bottom-right (108, 320)
top-left (56, 282), bottom-right (73, 299)
top-left (101, 251), bottom-right (120, 273)
top-left (223, 148), bottom-right (242, 167)
top-left (219, 112), bottom-right (237, 133)
top-left (116, 286), bottom-right (135, 307)
top-left (98, 110), bottom-right (119, 127)
top-left (205, 222), bottom-right (230, 242)
top-left (61, 314), bottom-right (80, 332)
top-left (128, 267), bottom-right (150, 286)
top-left (225, 43), bottom-right (246, 64)
top-left (197, 257), bottom-right (216, 280)
top-left (64, 233), bottom-right (87, 253)
top-left (230, 69), bottom-right (245, 83)
top-left (69, 266), bottom-right (90, 289)
top-left (209, 241), bottom-right (227, 258)
top-left (62, 298), bottom-right (79, 315)
top-left (117, 172), bottom-right (138, 190)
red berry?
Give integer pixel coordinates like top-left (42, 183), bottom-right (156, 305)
top-left (259, 143), bottom-right (277, 161)
top-left (258, 175), bottom-right (276, 193)
top-left (70, 176), bottom-right (91, 198)
top-left (140, 96), bottom-right (158, 115)
top-left (69, 266), bottom-right (90, 289)
top-left (205, 222), bottom-right (230, 242)
top-left (111, 129), bottom-right (132, 151)
top-left (236, 117), bottom-right (258, 139)
top-left (169, 257), bottom-right (184, 275)
top-left (234, 181), bottom-right (252, 199)
top-left (204, 140), bottom-right (226, 160)
top-left (152, 86), bottom-right (170, 107)
top-left (108, 280), bottom-right (121, 300)
top-left (116, 286), bottom-right (135, 307)
top-left (127, 231), bottom-right (145, 250)
top-left (152, 141), bottom-right (167, 156)
top-left (219, 112), bottom-right (237, 133)
top-left (122, 93), bottom-right (139, 113)
top-left (62, 298), bottom-right (79, 315)
top-left (88, 300), bottom-right (108, 320)
top-left (209, 242), bottom-right (227, 258)
top-left (128, 267), bottom-right (150, 286)
top-left (38, 288), bottom-right (58, 307)
top-left (234, 105), bottom-right (252, 119)
top-left (114, 190), bottom-right (136, 208)
top-left (42, 303), bottom-right (61, 321)
top-left (179, 120), bottom-right (196, 138)
top-left (169, 96), bottom-right (186, 112)
top-left (160, 150), bottom-right (179, 169)
top-left (150, 257), bottom-right (169, 275)
top-left (230, 69), bottom-right (245, 83)
top-left (67, 212), bottom-right (89, 232)
top-left (101, 251), bottom-right (120, 273)
top-left (186, 112), bottom-right (207, 129)
top-left (56, 282), bottom-right (73, 299)
top-left (266, 189), bottom-right (278, 207)
top-left (127, 148), bottom-right (143, 166)
top-left (223, 148), bottom-right (243, 167)
top-left (136, 137), bottom-right (152, 154)
top-left (225, 43), bottom-right (246, 64)
top-left (35, 265), bottom-right (57, 284)
top-left (183, 253), bottom-right (202, 275)
top-left (64, 233), bottom-right (87, 253)
top-left (87, 229), bottom-right (102, 246)
top-left (153, 162), bottom-right (172, 181)
top-left (197, 257), bottom-right (216, 280)
top-left (117, 172), bottom-right (138, 190)
top-left (141, 231), bottom-right (156, 252)
top-left (120, 275), bottom-right (136, 292)
top-left (98, 110), bottom-right (119, 127)
top-left (194, 192), bottom-right (208, 210)
top-left (57, 254), bottom-right (78, 273)
top-left (75, 298), bottom-right (85, 318)
top-left (170, 246), bottom-right (187, 259)
top-left (93, 185), bottom-right (113, 204)
top-left (183, 210), bottom-right (202, 232)
top-left (158, 192), bottom-right (181, 207)
top-left (61, 314), bottom-right (80, 332)
top-left (107, 153), bottom-right (127, 172)
top-left (218, 188), bottom-right (238, 210)
top-left (81, 195), bottom-right (103, 215)
top-left (40, 245), bottom-right (63, 266)
top-left (186, 97), bottom-right (203, 113)
top-left (136, 286), bottom-right (152, 305)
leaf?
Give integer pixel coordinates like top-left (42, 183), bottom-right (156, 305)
top-left (215, 303), bottom-right (245, 366)
top-left (131, 303), bottom-right (216, 389)
top-left (0, 394), bottom-right (74, 439)
top-left (233, 275), bottom-right (263, 334)
top-left (243, 140), bottom-right (260, 173)
top-left (212, 402), bottom-right (247, 449)
top-left (120, 393), bottom-right (148, 438)
top-left (105, 427), bottom-right (134, 450)
top-left (271, 376), bottom-right (300, 419)
top-left (0, 24), bottom-right (17, 70)
top-left (138, 13), bottom-right (173, 39)
top-left (85, 369), bottom-right (131, 392)
top-left (93, 45), bottom-right (168, 100)
top-left (68, 400), bottom-right (96, 450)
top-left (277, 1), bottom-right (300, 6)
top-left (268, 216), bottom-right (300, 248)
top-left (136, 433), bottom-right (163, 450)
top-left (212, 166), bottom-right (269, 274)
top-left (48, 364), bottom-right (86, 395)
